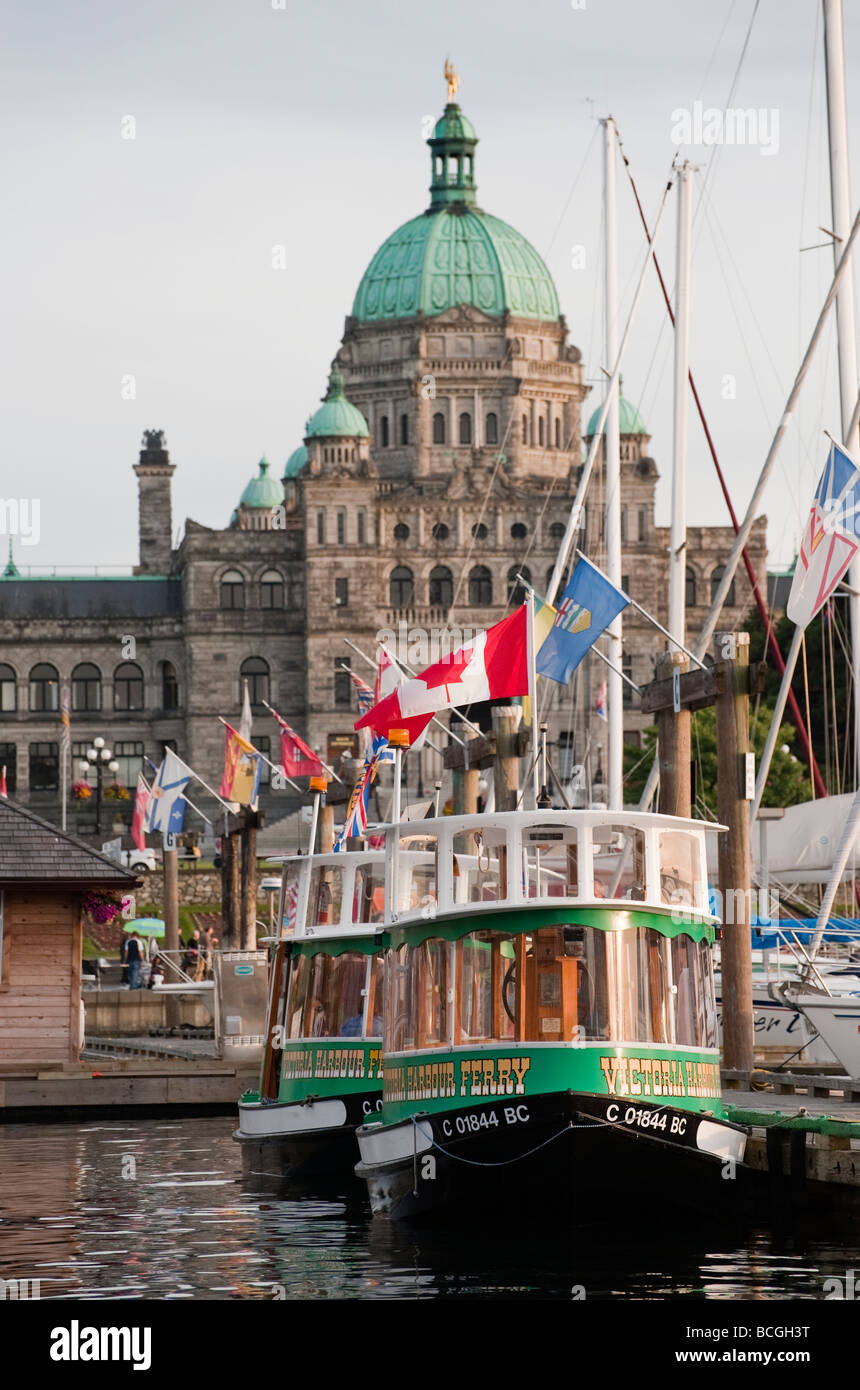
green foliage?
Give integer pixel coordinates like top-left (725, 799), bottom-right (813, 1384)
top-left (623, 705), bottom-right (812, 815)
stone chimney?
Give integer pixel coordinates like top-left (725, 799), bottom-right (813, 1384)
top-left (133, 429), bottom-right (175, 574)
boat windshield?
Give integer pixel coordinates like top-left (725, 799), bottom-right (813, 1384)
top-left (383, 924), bottom-right (717, 1051)
top-left (287, 951), bottom-right (383, 1039)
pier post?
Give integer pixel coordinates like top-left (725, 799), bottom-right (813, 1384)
top-left (715, 631), bottom-right (755, 1073)
top-left (492, 706), bottom-right (520, 813)
top-left (240, 811), bottom-right (259, 951)
top-left (654, 651), bottom-right (691, 818)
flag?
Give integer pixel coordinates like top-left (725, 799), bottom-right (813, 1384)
top-left (536, 558), bottom-right (628, 686)
top-left (60, 686), bottom-right (70, 752)
top-left (349, 670), bottom-right (375, 717)
top-left (239, 679), bottom-right (253, 743)
top-left (131, 772), bottom-right (150, 851)
top-left (144, 750), bottom-right (190, 836)
top-left (788, 438), bottom-right (860, 627)
top-left (357, 606), bottom-right (528, 740)
top-left (273, 712), bottom-right (323, 778)
top-left (0, 765), bottom-right (6, 798)
top-left (375, 646), bottom-right (425, 752)
top-left (596, 680), bottom-right (607, 720)
top-left (334, 736), bottom-right (387, 851)
top-left (282, 875), bottom-right (300, 935)
top-left (220, 721), bottom-right (263, 807)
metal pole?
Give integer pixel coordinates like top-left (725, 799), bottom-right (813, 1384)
top-left (603, 116), bottom-right (623, 811)
top-left (669, 162), bottom-right (693, 650)
top-left (824, 0), bottom-right (860, 783)
top-left (546, 169), bottom-right (674, 606)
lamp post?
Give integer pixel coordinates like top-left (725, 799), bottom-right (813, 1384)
top-left (78, 736), bottom-right (119, 836)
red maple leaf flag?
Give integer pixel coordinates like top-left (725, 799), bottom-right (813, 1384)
top-left (356, 606), bottom-right (528, 740)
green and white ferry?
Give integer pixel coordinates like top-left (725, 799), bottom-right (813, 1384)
top-left (235, 848), bottom-right (386, 1180)
top-left (354, 808), bottom-right (747, 1221)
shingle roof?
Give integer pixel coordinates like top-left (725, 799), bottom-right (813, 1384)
top-left (0, 798), bottom-right (140, 886)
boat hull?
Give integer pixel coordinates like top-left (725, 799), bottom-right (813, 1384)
top-left (235, 1090), bottom-right (382, 1181)
top-left (355, 1090), bottom-right (748, 1223)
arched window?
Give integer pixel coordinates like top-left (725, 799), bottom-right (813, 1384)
top-left (0, 663), bottom-right (16, 712)
top-left (432, 522), bottom-right (450, 541)
top-left (260, 569), bottom-right (284, 609)
top-left (711, 564), bottom-right (735, 607)
top-left (241, 656), bottom-right (270, 707)
top-left (549, 521), bottom-right (566, 542)
top-left (554, 417), bottom-right (561, 448)
top-left (161, 661), bottom-right (179, 711)
top-left (471, 522), bottom-right (488, 540)
top-left (72, 662), bottom-right (101, 712)
top-left (389, 566), bottom-right (414, 608)
top-left (337, 511), bottom-right (346, 545)
top-left (29, 663), bottom-right (59, 712)
top-left (380, 415), bottom-right (390, 447)
top-left (685, 567), bottom-right (697, 609)
top-left (433, 413), bottom-right (446, 444)
top-left (393, 522), bottom-right (410, 542)
top-left (220, 569), bottom-right (245, 609)
top-left (507, 566), bottom-right (531, 606)
top-left (522, 414), bottom-right (529, 445)
top-left (114, 662), bottom-right (144, 711)
top-left (400, 413), bottom-right (409, 445)
top-left (538, 416), bottom-right (545, 447)
top-left (429, 566), bottom-right (453, 608)
top-left (511, 522), bottom-right (527, 540)
top-left (469, 566), bottom-right (493, 606)
top-left (459, 413), bottom-right (472, 445)
top-left (486, 412), bottom-right (498, 444)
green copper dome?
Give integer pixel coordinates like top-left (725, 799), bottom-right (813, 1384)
top-left (586, 386), bottom-right (647, 438)
top-left (283, 444), bottom-right (308, 479)
top-left (239, 457), bottom-right (285, 509)
top-left (306, 365), bottom-right (369, 438)
top-left (352, 101), bottom-right (559, 324)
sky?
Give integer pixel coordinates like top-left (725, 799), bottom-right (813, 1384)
top-left (3, 0), bottom-right (859, 572)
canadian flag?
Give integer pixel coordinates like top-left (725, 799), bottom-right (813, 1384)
top-left (356, 606), bottom-right (528, 741)
top-left (375, 644), bottom-right (429, 750)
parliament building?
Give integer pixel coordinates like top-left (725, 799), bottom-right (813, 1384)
top-left (0, 85), bottom-right (766, 832)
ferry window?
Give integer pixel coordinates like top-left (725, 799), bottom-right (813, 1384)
top-left (606, 927), bottom-right (652, 1042)
top-left (281, 866), bottom-right (301, 934)
top-left (452, 827), bottom-right (507, 903)
top-left (672, 936), bottom-right (717, 1048)
top-left (364, 955), bottom-right (384, 1038)
top-left (658, 830), bottom-right (701, 908)
top-left (324, 952), bottom-right (371, 1037)
top-left (458, 931), bottom-right (516, 1042)
top-left (592, 824), bottom-right (646, 900)
top-left (352, 860), bottom-right (385, 924)
top-left (287, 954), bottom-right (310, 1038)
top-left (413, 939), bottom-right (450, 1047)
top-left (522, 925), bottom-right (609, 1044)
top-left (308, 866), bottom-right (344, 928)
top-left (385, 944), bottom-right (414, 1052)
top-left (521, 823), bottom-right (578, 899)
top-left (396, 835), bottom-right (437, 918)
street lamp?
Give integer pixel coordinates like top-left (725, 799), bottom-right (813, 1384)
top-left (78, 738), bottom-right (120, 835)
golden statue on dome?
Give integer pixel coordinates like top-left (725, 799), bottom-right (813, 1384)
top-left (444, 58), bottom-right (459, 103)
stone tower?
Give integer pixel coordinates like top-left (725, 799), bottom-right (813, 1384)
top-left (133, 429), bottom-right (175, 575)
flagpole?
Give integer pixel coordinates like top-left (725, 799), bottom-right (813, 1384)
top-left (217, 717), bottom-right (303, 794)
top-left (527, 590), bottom-right (539, 808)
top-left (260, 699), bottom-right (344, 785)
top-left (592, 642), bottom-right (641, 693)
top-left (749, 626), bottom-right (804, 826)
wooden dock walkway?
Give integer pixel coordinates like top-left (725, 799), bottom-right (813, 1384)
top-left (0, 1057), bottom-right (257, 1120)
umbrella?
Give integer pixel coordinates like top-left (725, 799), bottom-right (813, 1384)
top-left (123, 917), bottom-right (165, 938)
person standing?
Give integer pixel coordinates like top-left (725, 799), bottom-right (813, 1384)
top-left (126, 932), bottom-right (143, 991)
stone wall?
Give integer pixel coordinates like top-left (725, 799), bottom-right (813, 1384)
top-left (137, 870), bottom-right (223, 907)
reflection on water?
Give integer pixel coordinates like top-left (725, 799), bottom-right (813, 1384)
top-left (0, 1117), bottom-right (857, 1300)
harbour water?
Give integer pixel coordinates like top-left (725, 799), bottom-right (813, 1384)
top-left (1, 1116), bottom-right (859, 1300)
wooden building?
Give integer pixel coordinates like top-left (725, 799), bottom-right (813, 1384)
top-left (0, 798), bottom-right (137, 1064)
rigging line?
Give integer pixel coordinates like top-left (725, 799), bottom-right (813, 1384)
top-left (690, 0), bottom-right (761, 232)
top-left (695, 0), bottom-right (738, 103)
top-left (800, 629), bottom-right (816, 798)
top-left (617, 132), bottom-right (827, 798)
top-left (541, 119), bottom-right (601, 262)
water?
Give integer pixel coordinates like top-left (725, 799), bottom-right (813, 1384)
top-left (0, 1116), bottom-right (858, 1300)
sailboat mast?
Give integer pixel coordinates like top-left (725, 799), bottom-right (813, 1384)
top-left (823, 0), bottom-right (860, 781)
top-left (669, 162), bottom-right (693, 650)
top-left (603, 116), bottom-right (623, 811)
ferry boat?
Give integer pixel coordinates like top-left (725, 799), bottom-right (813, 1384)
top-left (234, 848), bottom-right (386, 1180)
top-left (353, 807), bottom-right (748, 1222)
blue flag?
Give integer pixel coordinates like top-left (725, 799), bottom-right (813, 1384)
top-left (537, 557), bottom-right (628, 686)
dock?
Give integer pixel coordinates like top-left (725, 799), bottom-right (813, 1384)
top-left (0, 1056), bottom-right (257, 1121)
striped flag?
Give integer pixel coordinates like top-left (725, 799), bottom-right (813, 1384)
top-left (334, 736), bottom-right (387, 851)
top-left (60, 686), bottom-right (70, 751)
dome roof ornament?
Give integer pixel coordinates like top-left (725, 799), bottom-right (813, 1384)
top-left (444, 58), bottom-right (459, 104)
